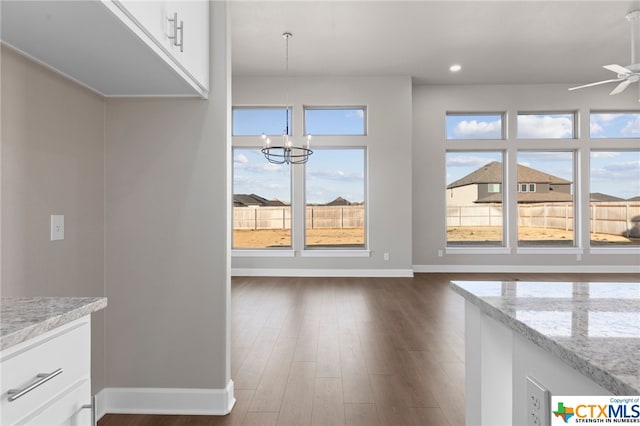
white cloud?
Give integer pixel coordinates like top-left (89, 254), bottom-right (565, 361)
top-left (590, 122), bottom-right (604, 135)
top-left (517, 115), bottom-right (573, 139)
top-left (591, 113), bottom-right (619, 123)
top-left (453, 119), bottom-right (502, 139)
top-left (621, 116), bottom-right (640, 136)
top-left (346, 109), bottom-right (365, 119)
top-left (590, 152), bottom-right (620, 159)
top-left (234, 153), bottom-right (249, 164)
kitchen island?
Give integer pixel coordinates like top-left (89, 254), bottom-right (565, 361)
top-left (1, 297), bottom-right (107, 425)
top-left (451, 281), bottom-right (639, 426)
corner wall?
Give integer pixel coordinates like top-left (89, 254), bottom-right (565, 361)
top-left (103, 1), bottom-right (231, 410)
top-left (0, 45), bottom-right (107, 391)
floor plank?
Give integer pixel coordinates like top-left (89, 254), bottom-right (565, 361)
top-left (99, 273), bottom-right (639, 426)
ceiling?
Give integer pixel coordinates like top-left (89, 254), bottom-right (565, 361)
top-left (229, 1), bottom-right (640, 86)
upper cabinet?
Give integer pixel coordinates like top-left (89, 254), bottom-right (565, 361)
top-left (1, 0), bottom-right (209, 98)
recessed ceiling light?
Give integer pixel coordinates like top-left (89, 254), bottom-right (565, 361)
top-left (450, 64), bottom-right (462, 72)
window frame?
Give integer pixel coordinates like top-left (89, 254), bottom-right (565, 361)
top-left (445, 112), bottom-right (506, 140)
top-left (303, 105), bottom-right (368, 136)
top-left (589, 110), bottom-right (640, 139)
top-left (516, 111), bottom-right (577, 140)
top-left (515, 149), bottom-right (577, 249)
top-left (231, 147), bottom-right (293, 252)
top-left (302, 146), bottom-right (369, 252)
top-left (444, 150), bottom-right (507, 250)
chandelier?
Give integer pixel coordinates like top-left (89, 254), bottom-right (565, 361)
top-left (261, 32), bottom-right (313, 165)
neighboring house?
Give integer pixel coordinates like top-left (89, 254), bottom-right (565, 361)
top-left (233, 193), bottom-right (288, 207)
top-left (446, 161), bottom-right (572, 205)
top-left (325, 196), bottom-right (352, 206)
top-left (590, 193), bottom-right (625, 202)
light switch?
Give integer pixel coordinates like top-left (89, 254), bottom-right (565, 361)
top-left (51, 215), bottom-right (64, 241)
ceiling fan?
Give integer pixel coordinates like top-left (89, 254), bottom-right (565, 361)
top-left (569, 10), bottom-right (640, 101)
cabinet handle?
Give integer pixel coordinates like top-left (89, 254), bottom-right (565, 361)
top-left (7, 368), bottom-right (63, 402)
top-left (177, 20), bottom-right (184, 52)
top-left (81, 395), bottom-right (96, 426)
top-left (168, 12), bottom-right (184, 52)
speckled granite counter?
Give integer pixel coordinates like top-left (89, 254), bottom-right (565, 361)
top-left (0, 297), bottom-right (107, 351)
top-left (451, 281), bottom-right (639, 395)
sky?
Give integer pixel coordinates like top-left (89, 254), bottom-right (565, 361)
top-left (233, 108), bottom-right (366, 205)
top-left (233, 148), bottom-right (365, 205)
top-left (445, 113), bottom-right (640, 199)
top-left (234, 110), bottom-right (640, 202)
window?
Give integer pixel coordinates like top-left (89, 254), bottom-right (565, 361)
top-left (446, 151), bottom-right (504, 246)
top-left (488, 183), bottom-right (501, 193)
top-left (590, 112), bottom-right (640, 138)
top-left (304, 107), bottom-right (366, 135)
top-left (518, 183), bottom-right (537, 192)
top-left (517, 151), bottom-right (574, 247)
top-left (232, 107), bottom-right (292, 136)
top-left (305, 149), bottom-right (366, 248)
top-left (517, 113), bottom-right (575, 139)
top-left (232, 149), bottom-right (291, 249)
top-left (589, 150), bottom-right (640, 247)
top-left (446, 113), bottom-right (504, 140)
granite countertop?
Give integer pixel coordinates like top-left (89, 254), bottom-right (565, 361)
top-left (1, 297), bottom-right (107, 351)
top-left (451, 281), bottom-right (639, 395)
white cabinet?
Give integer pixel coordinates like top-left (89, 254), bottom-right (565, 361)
top-left (0, 318), bottom-right (93, 426)
top-left (1, 0), bottom-right (209, 97)
top-left (108, 0), bottom-right (210, 94)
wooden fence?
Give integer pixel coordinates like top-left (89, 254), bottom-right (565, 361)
top-left (447, 202), bottom-right (640, 237)
top-left (233, 205), bottom-right (365, 230)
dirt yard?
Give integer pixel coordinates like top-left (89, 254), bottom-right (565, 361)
top-left (448, 226), bottom-right (639, 245)
top-left (233, 226), bottom-right (638, 248)
top-left (233, 228), bottom-right (365, 248)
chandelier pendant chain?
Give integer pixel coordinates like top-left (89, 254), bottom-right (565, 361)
top-left (261, 32), bottom-right (313, 165)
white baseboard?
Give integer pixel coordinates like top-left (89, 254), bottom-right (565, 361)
top-left (95, 380), bottom-right (235, 421)
top-left (413, 264), bottom-right (640, 274)
top-left (231, 268), bottom-right (414, 277)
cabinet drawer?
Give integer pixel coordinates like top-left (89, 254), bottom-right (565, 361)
top-left (1, 318), bottom-right (90, 426)
top-left (22, 379), bottom-right (91, 426)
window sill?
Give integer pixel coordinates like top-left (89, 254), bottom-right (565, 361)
top-left (232, 249), bottom-right (295, 257)
top-left (446, 247), bottom-right (511, 255)
top-left (590, 247), bottom-right (640, 255)
top-left (301, 250), bottom-right (371, 258)
top-left (516, 247), bottom-right (584, 255)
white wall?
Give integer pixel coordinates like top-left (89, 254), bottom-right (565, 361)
top-left (103, 0), bottom-right (231, 396)
top-left (1, 45), bottom-right (107, 392)
top-left (413, 83), bottom-right (640, 272)
top-left (232, 76), bottom-right (413, 276)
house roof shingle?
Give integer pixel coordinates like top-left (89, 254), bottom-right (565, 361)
top-left (446, 161), bottom-right (571, 189)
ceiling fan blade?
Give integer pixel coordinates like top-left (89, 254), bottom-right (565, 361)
top-left (568, 79), bottom-right (622, 91)
top-left (610, 79), bottom-right (632, 95)
top-left (603, 64), bottom-right (632, 75)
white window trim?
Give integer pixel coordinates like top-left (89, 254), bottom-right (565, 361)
top-left (589, 247), bottom-right (640, 255)
top-left (517, 247), bottom-right (584, 255)
top-left (445, 247), bottom-right (511, 255)
top-left (301, 249), bottom-right (371, 258)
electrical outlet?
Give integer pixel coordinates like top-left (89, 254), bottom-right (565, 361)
top-left (383, 252), bottom-right (390, 261)
top-left (50, 215), bottom-right (64, 241)
top-left (527, 376), bottom-right (550, 426)
top-left (437, 249), bottom-right (443, 257)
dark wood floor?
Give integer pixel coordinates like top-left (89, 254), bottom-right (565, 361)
top-left (99, 273), bottom-right (638, 426)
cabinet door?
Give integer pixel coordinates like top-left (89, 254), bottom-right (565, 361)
top-left (114, 0), bottom-right (166, 49)
top-left (165, 1), bottom-right (209, 90)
